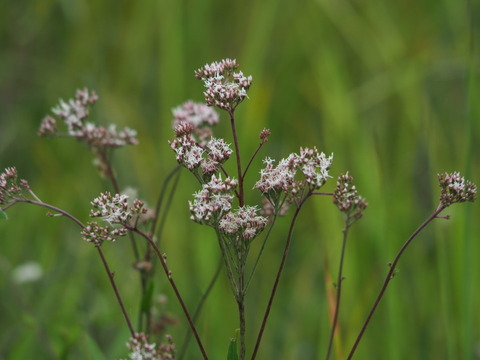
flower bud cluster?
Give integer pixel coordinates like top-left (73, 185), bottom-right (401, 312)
top-left (90, 192), bottom-right (147, 225)
top-left (122, 333), bottom-right (175, 360)
top-left (189, 175), bottom-right (237, 225)
top-left (195, 59), bottom-right (252, 111)
top-left (38, 88), bottom-right (138, 149)
top-left (333, 173), bottom-right (367, 221)
top-left (219, 206), bottom-right (268, 241)
top-left (81, 221), bottom-right (127, 246)
top-left (438, 172), bottom-right (477, 207)
top-left (255, 148), bottom-right (333, 199)
top-left (0, 167), bottom-right (24, 205)
top-left (170, 123), bottom-right (232, 176)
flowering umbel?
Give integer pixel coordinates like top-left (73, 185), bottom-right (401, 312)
top-left (438, 172), bottom-right (477, 207)
top-left (0, 167), bottom-right (26, 206)
top-left (255, 148), bottom-right (333, 206)
top-left (195, 59), bottom-right (252, 111)
top-left (189, 175), bottom-right (238, 226)
top-left (90, 192), bottom-right (147, 225)
top-left (38, 88), bottom-right (138, 148)
top-left (333, 173), bottom-right (368, 224)
top-left (122, 333), bottom-right (175, 360)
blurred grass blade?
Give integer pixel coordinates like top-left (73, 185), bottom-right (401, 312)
top-left (0, 209), bottom-right (8, 220)
top-left (227, 330), bottom-right (239, 360)
top-left (84, 333), bottom-right (107, 360)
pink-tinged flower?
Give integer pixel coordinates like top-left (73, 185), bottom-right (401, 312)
top-left (81, 221), bottom-right (127, 246)
top-left (219, 206), bottom-right (268, 241)
top-left (0, 167), bottom-right (24, 205)
top-left (39, 88), bottom-right (138, 149)
top-left (195, 59), bottom-right (252, 111)
top-left (204, 137), bottom-right (232, 163)
top-left (172, 100), bottom-right (219, 128)
top-left (438, 172), bottom-right (476, 207)
top-left (189, 175), bottom-right (237, 225)
top-left (296, 147), bottom-right (333, 189)
top-left (255, 148), bottom-right (333, 201)
top-left (169, 132), bottom-right (204, 171)
top-left (254, 155), bottom-right (298, 195)
top-left (333, 172), bottom-right (367, 222)
top-left (90, 192), bottom-right (147, 225)
top-left (122, 333), bottom-right (175, 360)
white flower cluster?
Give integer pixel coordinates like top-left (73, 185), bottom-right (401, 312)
top-left (195, 59), bottom-right (252, 111)
top-left (38, 88), bottom-right (138, 148)
top-left (255, 147), bottom-right (333, 198)
top-left (170, 123), bottom-right (232, 176)
top-left (219, 206), bottom-right (268, 241)
top-left (90, 192), bottom-right (146, 225)
top-left (189, 175), bottom-right (237, 225)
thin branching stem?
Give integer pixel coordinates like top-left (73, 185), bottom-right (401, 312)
top-left (128, 226), bottom-right (209, 360)
top-left (228, 109), bottom-right (244, 207)
top-left (149, 165), bottom-right (182, 238)
top-left (251, 194), bottom-right (310, 360)
top-left (178, 257), bottom-right (223, 360)
top-left (5, 198), bottom-right (136, 337)
top-left (346, 205), bottom-right (446, 359)
top-left (325, 222), bottom-right (351, 360)
top-left (245, 214), bottom-right (278, 291)
top-left (243, 140), bottom-right (267, 180)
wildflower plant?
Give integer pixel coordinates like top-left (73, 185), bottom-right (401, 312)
top-left (1, 59), bottom-right (477, 360)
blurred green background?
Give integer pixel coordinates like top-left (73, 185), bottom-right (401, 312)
top-left (1, 0), bottom-right (479, 359)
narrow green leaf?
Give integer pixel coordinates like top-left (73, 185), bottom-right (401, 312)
top-left (227, 330), bottom-right (239, 360)
top-left (0, 209), bottom-right (8, 220)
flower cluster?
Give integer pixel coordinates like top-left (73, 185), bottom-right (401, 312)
top-left (38, 88), bottom-right (138, 148)
top-left (172, 100), bottom-right (219, 143)
top-left (81, 221), bottom-right (127, 246)
top-left (0, 167), bottom-right (24, 206)
top-left (219, 206), bottom-right (268, 241)
top-left (255, 148), bottom-right (333, 202)
top-left (172, 100), bottom-right (219, 128)
top-left (170, 123), bottom-right (232, 177)
top-left (189, 175), bottom-right (237, 226)
top-left (333, 173), bottom-right (368, 222)
top-left (195, 59), bottom-right (252, 111)
top-left (122, 333), bottom-right (175, 360)
top-left (90, 192), bottom-right (147, 225)
top-left (438, 172), bottom-right (477, 207)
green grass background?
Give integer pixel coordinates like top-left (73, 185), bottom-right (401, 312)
top-left (1, 0), bottom-right (479, 359)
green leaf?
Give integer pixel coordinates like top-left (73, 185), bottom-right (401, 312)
top-left (0, 209), bottom-right (8, 220)
top-left (227, 330), bottom-right (239, 360)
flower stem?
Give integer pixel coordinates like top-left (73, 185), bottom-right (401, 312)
top-left (6, 198), bottom-right (136, 337)
top-left (178, 257), bottom-right (223, 360)
top-left (128, 226), bottom-right (209, 360)
top-left (251, 195), bottom-right (309, 359)
top-left (238, 297), bottom-right (246, 360)
top-left (229, 109), bottom-right (244, 207)
top-left (346, 205), bottom-right (445, 359)
top-left (325, 223), bottom-right (350, 360)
